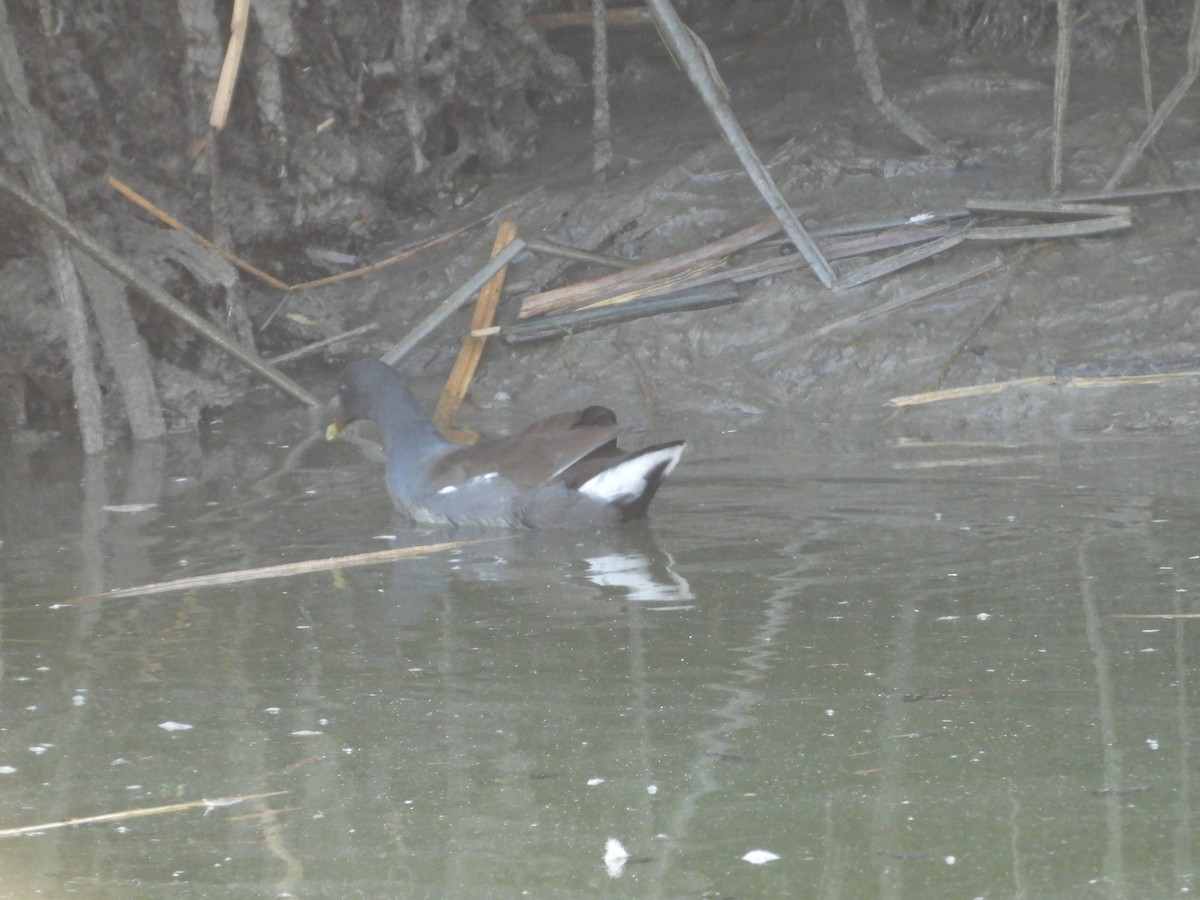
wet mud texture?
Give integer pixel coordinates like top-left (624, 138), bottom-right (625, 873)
top-left (1, 2), bottom-right (1197, 445)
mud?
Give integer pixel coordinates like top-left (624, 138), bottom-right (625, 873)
top-left (320, 12), bottom-right (1200, 447)
top-left (6, 5), bottom-right (1200, 448)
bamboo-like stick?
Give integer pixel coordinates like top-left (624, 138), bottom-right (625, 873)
top-left (815, 223), bottom-right (962, 258)
top-left (380, 239), bottom-right (527, 366)
top-left (481, 255), bottom-right (805, 340)
top-left (525, 237), bottom-right (638, 270)
top-left (285, 221), bottom-right (479, 292)
top-left (512, 220), bottom-right (982, 330)
top-left (963, 199), bottom-right (1130, 216)
top-left (516, 191), bottom-right (1137, 333)
top-left (1107, 0), bottom-right (1200, 189)
top-left (841, 0), bottom-right (947, 153)
top-left (522, 221), bottom-right (965, 323)
top-left (836, 231), bottom-right (967, 290)
top-left (267, 322), bottom-right (380, 365)
top-left (433, 220), bottom-right (519, 438)
top-left (963, 215), bottom-right (1130, 241)
top-left (209, 0), bottom-right (252, 129)
top-left (519, 218), bottom-right (779, 318)
top-left (0, 791), bottom-right (289, 838)
top-left (577, 261), bottom-right (723, 310)
top-left (644, 0), bottom-right (834, 287)
top-left (1056, 184), bottom-right (1200, 202)
top-left (66, 537), bottom-right (506, 603)
top-left (522, 238), bottom-right (634, 270)
top-left (500, 285), bottom-right (742, 345)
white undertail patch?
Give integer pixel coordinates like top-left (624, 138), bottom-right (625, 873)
top-left (578, 445), bottom-right (684, 504)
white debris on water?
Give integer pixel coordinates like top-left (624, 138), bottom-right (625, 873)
top-left (742, 849), bottom-right (780, 865)
top-left (604, 838), bottom-right (630, 878)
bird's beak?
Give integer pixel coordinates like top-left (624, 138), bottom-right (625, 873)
top-left (325, 415), bottom-right (348, 441)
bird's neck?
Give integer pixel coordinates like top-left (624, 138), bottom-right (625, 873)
top-left (372, 401), bottom-right (452, 460)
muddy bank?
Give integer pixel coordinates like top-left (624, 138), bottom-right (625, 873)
top-left (3, 2), bottom-right (1199, 450)
top-left (335, 12), bottom-right (1200, 447)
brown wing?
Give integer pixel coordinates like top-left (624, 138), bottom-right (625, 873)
top-left (429, 413), bottom-right (632, 490)
top-left (520, 405), bottom-right (618, 434)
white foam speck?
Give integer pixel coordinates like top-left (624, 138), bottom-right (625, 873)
top-left (742, 849), bottom-right (780, 865)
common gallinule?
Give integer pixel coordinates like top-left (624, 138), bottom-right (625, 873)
top-left (327, 360), bottom-right (685, 528)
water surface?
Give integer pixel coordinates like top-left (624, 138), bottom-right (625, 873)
top-left (0, 416), bottom-right (1196, 898)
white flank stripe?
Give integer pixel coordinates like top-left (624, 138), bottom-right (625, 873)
top-left (438, 472), bottom-right (498, 495)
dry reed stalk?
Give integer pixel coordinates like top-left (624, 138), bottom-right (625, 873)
top-left (285, 222), bottom-right (480, 292)
top-left (433, 220), bottom-right (519, 439)
top-left (892, 456), bottom-right (1043, 470)
top-left (522, 238), bottom-right (633, 270)
top-left (380, 239), bottom-right (527, 366)
top-left (498, 284), bottom-right (741, 345)
top-left (1107, 0), bottom-right (1200, 188)
top-left (836, 231), bottom-right (968, 289)
top-left (645, 0), bottom-right (833, 286)
top-left (267, 323), bottom-right (380, 365)
top-left (577, 260), bottom-right (725, 310)
top-left (964, 215), bottom-right (1130, 240)
top-left (209, 0), bottom-right (251, 129)
top-left (519, 218), bottom-right (779, 318)
top-left (107, 176), bottom-right (290, 290)
top-left (107, 176), bottom-right (483, 294)
top-left (841, 0), bottom-right (948, 154)
top-left (888, 370), bottom-right (1200, 408)
top-left (0, 791), bottom-right (289, 838)
top-left (507, 220), bottom-right (969, 339)
top-left (67, 537), bottom-right (507, 603)
top-left (963, 199), bottom-right (1128, 216)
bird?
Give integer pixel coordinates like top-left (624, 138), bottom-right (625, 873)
top-left (326, 359), bottom-right (685, 528)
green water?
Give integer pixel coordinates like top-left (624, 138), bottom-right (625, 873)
top-left (0, 416), bottom-right (1196, 898)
